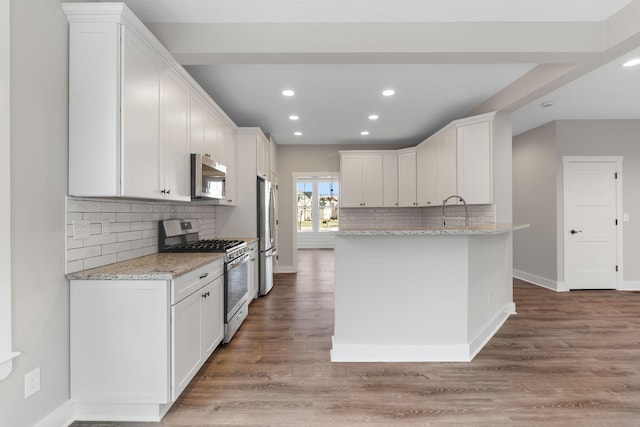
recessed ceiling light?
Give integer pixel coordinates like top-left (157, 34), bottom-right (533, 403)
top-left (282, 89), bottom-right (295, 97)
top-left (382, 89), bottom-right (395, 97)
top-left (360, 131), bottom-right (369, 136)
top-left (623, 58), bottom-right (640, 68)
top-left (541, 101), bottom-right (555, 108)
top-left (368, 114), bottom-right (379, 120)
top-left (294, 131), bottom-right (302, 136)
top-left (289, 115), bottom-right (299, 121)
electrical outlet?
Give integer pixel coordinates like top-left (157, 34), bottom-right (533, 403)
top-left (24, 367), bottom-right (40, 398)
top-left (73, 219), bottom-right (91, 240)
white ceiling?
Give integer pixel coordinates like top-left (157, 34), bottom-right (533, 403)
top-left (112, 0), bottom-right (640, 144)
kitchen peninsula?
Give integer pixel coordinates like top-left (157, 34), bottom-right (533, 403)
top-left (331, 224), bottom-right (527, 362)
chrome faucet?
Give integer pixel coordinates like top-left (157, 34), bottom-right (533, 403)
top-left (442, 195), bottom-right (469, 227)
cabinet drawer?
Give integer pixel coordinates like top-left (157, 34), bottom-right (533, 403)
top-left (172, 260), bottom-right (223, 305)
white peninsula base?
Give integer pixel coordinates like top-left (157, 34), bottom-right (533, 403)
top-left (332, 225), bottom-right (526, 362)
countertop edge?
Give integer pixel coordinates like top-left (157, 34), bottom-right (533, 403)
top-left (336, 223), bottom-right (530, 236)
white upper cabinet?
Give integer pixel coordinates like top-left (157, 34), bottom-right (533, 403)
top-left (217, 123), bottom-right (237, 206)
top-left (120, 26), bottom-right (161, 199)
top-left (64, 3), bottom-right (236, 202)
top-left (382, 152), bottom-right (398, 207)
top-left (159, 66), bottom-right (191, 201)
top-left (417, 141), bottom-right (438, 206)
top-left (435, 127), bottom-right (457, 203)
top-left (340, 152), bottom-right (384, 208)
top-left (456, 119), bottom-right (493, 204)
top-left (397, 148), bottom-right (417, 207)
top-left (256, 133), bottom-right (270, 179)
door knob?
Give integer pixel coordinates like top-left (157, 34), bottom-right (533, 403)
top-left (570, 229), bottom-right (582, 234)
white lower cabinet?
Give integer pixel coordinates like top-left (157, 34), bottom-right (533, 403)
top-left (70, 259), bottom-right (224, 421)
top-left (248, 241), bottom-right (259, 299)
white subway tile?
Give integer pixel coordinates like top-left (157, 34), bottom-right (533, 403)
top-left (117, 248), bottom-right (143, 262)
top-left (83, 234), bottom-right (117, 247)
top-left (67, 260), bottom-right (85, 274)
top-left (110, 222), bottom-right (131, 233)
top-left (67, 212), bottom-right (83, 225)
top-left (67, 237), bottom-right (84, 250)
top-left (67, 199), bottom-right (101, 213)
top-left (101, 201), bottom-right (131, 213)
top-left (142, 229), bottom-right (157, 239)
top-left (130, 221), bottom-right (155, 231)
top-left (83, 253), bottom-right (118, 270)
top-left (131, 203), bottom-right (154, 213)
top-left (142, 246), bottom-right (157, 256)
top-left (83, 212), bottom-right (117, 221)
top-left (102, 241), bottom-right (131, 255)
top-left (117, 230), bottom-right (143, 242)
top-left (131, 237), bottom-right (156, 250)
top-left (67, 245), bottom-right (101, 262)
top-left (117, 212), bottom-right (143, 222)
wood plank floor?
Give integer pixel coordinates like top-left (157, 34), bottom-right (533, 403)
top-left (73, 249), bottom-right (640, 426)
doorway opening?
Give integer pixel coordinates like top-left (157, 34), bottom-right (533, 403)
top-left (295, 174), bottom-right (339, 249)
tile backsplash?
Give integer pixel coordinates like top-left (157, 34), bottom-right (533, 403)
top-left (340, 205), bottom-right (495, 229)
top-left (66, 197), bottom-right (216, 274)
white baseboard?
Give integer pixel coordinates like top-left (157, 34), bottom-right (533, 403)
top-left (331, 304), bottom-right (515, 363)
top-left (34, 400), bottom-right (74, 427)
top-left (275, 265), bottom-right (296, 273)
top-left (468, 302), bottom-right (516, 359)
top-left (513, 269), bottom-right (561, 291)
top-left (622, 280), bottom-right (640, 291)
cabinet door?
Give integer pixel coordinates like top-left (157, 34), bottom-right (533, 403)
top-left (417, 143), bottom-right (437, 206)
top-left (121, 27), bottom-right (160, 199)
top-left (160, 67), bottom-right (191, 201)
top-left (436, 128), bottom-right (457, 202)
top-left (249, 242), bottom-right (259, 299)
top-left (201, 278), bottom-right (224, 358)
top-left (189, 92), bottom-right (206, 155)
top-left (203, 109), bottom-right (220, 161)
top-left (257, 136), bottom-right (270, 179)
top-left (457, 121), bottom-right (493, 204)
top-left (340, 154), bottom-right (364, 207)
top-left (361, 154), bottom-right (383, 207)
top-left (382, 152), bottom-right (398, 207)
top-left (397, 149), bottom-right (417, 207)
top-left (218, 124), bottom-right (237, 205)
top-left (172, 288), bottom-right (203, 401)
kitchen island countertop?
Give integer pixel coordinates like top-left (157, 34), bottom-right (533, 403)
top-left (337, 223), bottom-right (528, 236)
top-left (66, 252), bottom-right (224, 281)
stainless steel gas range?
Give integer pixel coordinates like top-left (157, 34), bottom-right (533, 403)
top-left (159, 219), bottom-right (250, 343)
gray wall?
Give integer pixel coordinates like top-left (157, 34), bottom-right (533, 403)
top-left (513, 119), bottom-right (640, 289)
top-left (513, 122), bottom-right (558, 286)
top-left (0, 0), bottom-right (72, 426)
top-left (277, 143), bottom-right (404, 270)
top-left (556, 120), bottom-right (640, 283)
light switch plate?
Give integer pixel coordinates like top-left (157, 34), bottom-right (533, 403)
top-left (24, 367), bottom-right (40, 398)
top-left (73, 219), bottom-right (91, 240)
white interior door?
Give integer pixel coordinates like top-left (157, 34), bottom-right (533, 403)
top-left (563, 159), bottom-right (620, 290)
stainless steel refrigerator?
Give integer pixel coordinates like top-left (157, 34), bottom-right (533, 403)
top-left (258, 178), bottom-right (276, 296)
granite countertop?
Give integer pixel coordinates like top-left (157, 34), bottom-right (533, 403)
top-left (67, 252), bottom-right (224, 281)
top-left (337, 223), bottom-right (529, 236)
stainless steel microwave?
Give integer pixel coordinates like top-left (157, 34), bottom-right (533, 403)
top-left (190, 154), bottom-right (226, 200)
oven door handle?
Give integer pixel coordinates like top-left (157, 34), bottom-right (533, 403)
top-left (227, 252), bottom-right (250, 269)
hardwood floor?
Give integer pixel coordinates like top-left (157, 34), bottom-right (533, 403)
top-left (73, 249), bottom-right (640, 426)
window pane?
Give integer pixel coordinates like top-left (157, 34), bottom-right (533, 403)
top-left (297, 181), bottom-right (313, 232)
top-left (319, 180), bottom-right (339, 232)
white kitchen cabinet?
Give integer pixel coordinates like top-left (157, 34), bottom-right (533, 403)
top-left (456, 119), bottom-right (493, 204)
top-left (217, 123), bottom-right (237, 206)
top-left (397, 148), bottom-right (418, 207)
top-left (340, 152), bottom-right (384, 207)
top-left (382, 152), bottom-right (398, 207)
top-left (248, 241), bottom-right (259, 299)
top-left (172, 275), bottom-right (223, 400)
top-left (417, 141), bottom-right (438, 206)
top-left (159, 66), bottom-right (191, 201)
top-left (257, 133), bottom-right (270, 179)
top-left (203, 109), bottom-right (220, 160)
top-left (70, 259), bottom-right (224, 421)
top-left (436, 127), bottom-right (457, 202)
top-left (65, 3), bottom-right (236, 202)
